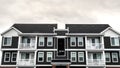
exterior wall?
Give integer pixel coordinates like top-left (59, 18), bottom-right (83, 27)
top-left (1, 37), bottom-right (18, 48)
top-left (3, 29), bottom-right (19, 37)
top-left (1, 51), bottom-right (17, 65)
top-left (36, 66), bottom-right (52, 68)
top-left (0, 67), bottom-right (16, 68)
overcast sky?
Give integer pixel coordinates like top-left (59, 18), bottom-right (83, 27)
top-left (0, 0), bottom-right (120, 64)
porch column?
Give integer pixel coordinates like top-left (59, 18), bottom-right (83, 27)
top-left (18, 36), bottom-right (21, 49)
top-left (66, 64), bottom-right (70, 68)
top-left (52, 64), bottom-right (56, 68)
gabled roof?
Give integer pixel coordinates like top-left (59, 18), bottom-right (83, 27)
top-left (13, 24), bottom-right (57, 33)
top-left (66, 24), bottom-right (110, 33)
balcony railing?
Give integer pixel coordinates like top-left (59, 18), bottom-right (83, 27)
top-left (19, 43), bottom-right (35, 49)
top-left (17, 59), bottom-right (35, 66)
top-left (87, 59), bottom-right (105, 66)
top-left (87, 43), bottom-right (103, 49)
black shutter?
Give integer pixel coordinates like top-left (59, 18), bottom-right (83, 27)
top-left (104, 37), bottom-right (111, 48)
top-left (12, 37), bottom-right (18, 48)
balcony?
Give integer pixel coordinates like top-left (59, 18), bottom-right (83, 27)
top-left (17, 59), bottom-right (35, 66)
top-left (87, 59), bottom-right (105, 66)
top-left (19, 43), bottom-right (35, 49)
top-left (87, 43), bottom-right (103, 50)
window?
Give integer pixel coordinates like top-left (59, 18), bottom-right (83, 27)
top-left (38, 52), bottom-right (44, 62)
top-left (3, 37), bottom-right (12, 46)
top-left (111, 37), bottom-right (119, 46)
top-left (78, 37), bottom-right (83, 46)
top-left (70, 37), bottom-right (76, 47)
top-left (47, 52), bottom-right (53, 62)
top-left (71, 52), bottom-right (76, 62)
top-left (78, 52), bottom-right (84, 62)
top-left (105, 53), bottom-right (111, 62)
top-left (112, 53), bottom-right (118, 62)
top-left (21, 53), bottom-right (29, 59)
top-left (4, 52), bottom-right (10, 62)
top-left (47, 37), bottom-right (53, 47)
top-left (39, 37), bottom-right (44, 46)
top-left (11, 52), bottom-right (17, 62)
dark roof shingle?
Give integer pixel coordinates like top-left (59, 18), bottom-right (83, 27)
top-left (66, 24), bottom-right (110, 33)
top-left (13, 24), bottom-right (57, 33)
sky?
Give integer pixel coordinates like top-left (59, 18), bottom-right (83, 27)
top-left (0, 0), bottom-right (120, 65)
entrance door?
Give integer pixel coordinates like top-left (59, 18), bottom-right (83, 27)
top-left (58, 38), bottom-right (65, 56)
top-left (56, 66), bottom-right (66, 68)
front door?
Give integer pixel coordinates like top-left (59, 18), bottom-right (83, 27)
top-left (57, 38), bottom-right (65, 56)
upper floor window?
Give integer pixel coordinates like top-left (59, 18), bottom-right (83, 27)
top-left (4, 52), bottom-right (10, 62)
top-left (38, 52), bottom-right (44, 62)
top-left (105, 53), bottom-right (111, 62)
top-left (39, 37), bottom-right (44, 46)
top-left (112, 52), bottom-right (118, 62)
top-left (11, 52), bottom-right (17, 62)
top-left (70, 37), bottom-right (76, 47)
top-left (78, 52), bottom-right (84, 62)
top-left (3, 37), bottom-right (12, 46)
top-left (111, 37), bottom-right (119, 46)
top-left (47, 37), bottom-right (53, 47)
top-left (47, 52), bottom-right (53, 62)
top-left (71, 52), bottom-right (76, 62)
top-left (78, 37), bottom-right (83, 46)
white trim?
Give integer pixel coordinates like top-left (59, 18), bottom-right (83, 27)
top-left (78, 37), bottom-right (84, 47)
top-left (1, 27), bottom-right (22, 36)
top-left (105, 52), bottom-right (111, 62)
top-left (112, 52), bottom-right (118, 63)
top-left (66, 33), bottom-right (102, 35)
top-left (47, 37), bottom-right (53, 47)
top-left (65, 49), bottom-right (85, 51)
top-left (38, 52), bottom-right (44, 62)
top-left (78, 52), bottom-right (84, 62)
top-left (106, 65), bottom-right (120, 67)
top-left (110, 37), bottom-right (120, 46)
top-left (11, 52), bottom-right (17, 62)
top-left (19, 33), bottom-right (57, 36)
top-left (70, 52), bottom-right (77, 62)
top-left (100, 27), bottom-right (111, 34)
top-left (38, 37), bottom-right (44, 47)
top-left (3, 37), bottom-right (12, 46)
top-left (4, 52), bottom-right (10, 62)
top-left (36, 65), bottom-right (52, 66)
top-left (47, 52), bottom-right (53, 62)
top-left (70, 37), bottom-right (76, 47)
top-left (70, 65), bottom-right (86, 66)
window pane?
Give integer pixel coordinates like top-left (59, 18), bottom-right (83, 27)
top-left (70, 37), bottom-right (76, 46)
top-left (4, 37), bottom-right (11, 45)
top-left (47, 37), bottom-right (53, 46)
top-left (71, 52), bottom-right (76, 62)
top-left (105, 53), bottom-right (111, 62)
top-left (78, 37), bottom-right (83, 46)
top-left (39, 37), bottom-right (44, 46)
top-left (78, 52), bottom-right (84, 62)
top-left (38, 52), bottom-right (44, 62)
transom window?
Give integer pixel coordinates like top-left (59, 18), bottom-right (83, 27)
top-left (3, 37), bottom-right (12, 46)
top-left (11, 52), bottom-right (17, 62)
top-left (47, 37), bottom-right (53, 47)
top-left (70, 37), bottom-right (76, 47)
top-left (4, 52), bottom-right (10, 62)
top-left (47, 52), bottom-right (53, 62)
top-left (112, 52), bottom-right (118, 62)
top-left (111, 37), bottom-right (119, 46)
top-left (71, 52), bottom-right (76, 62)
top-left (39, 37), bottom-right (44, 46)
top-left (78, 52), bottom-right (84, 62)
top-left (105, 53), bottom-right (111, 62)
top-left (38, 52), bottom-right (44, 62)
top-left (78, 37), bottom-right (83, 46)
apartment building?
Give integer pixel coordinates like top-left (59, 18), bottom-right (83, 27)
top-left (0, 24), bottom-right (120, 68)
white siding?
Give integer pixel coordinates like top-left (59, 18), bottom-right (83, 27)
top-left (104, 29), bottom-right (119, 37)
top-left (3, 29), bottom-right (19, 37)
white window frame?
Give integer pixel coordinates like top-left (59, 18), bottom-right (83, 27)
top-left (78, 37), bottom-right (83, 47)
top-left (105, 53), bottom-right (111, 62)
top-left (3, 37), bottom-right (12, 46)
top-left (111, 37), bottom-right (119, 46)
top-left (70, 37), bottom-right (76, 47)
top-left (4, 52), bottom-right (11, 62)
top-left (47, 37), bottom-right (53, 47)
top-left (11, 52), bottom-right (17, 62)
top-left (78, 52), bottom-right (84, 62)
top-left (112, 52), bottom-right (118, 63)
top-left (47, 52), bottom-right (53, 62)
top-left (71, 52), bottom-right (76, 62)
top-left (39, 37), bottom-right (44, 46)
top-left (38, 52), bottom-right (44, 62)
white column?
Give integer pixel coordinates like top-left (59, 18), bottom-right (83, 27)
top-left (101, 36), bottom-right (104, 49)
top-left (34, 51), bottom-right (37, 66)
top-left (18, 36), bottom-right (21, 49)
top-left (17, 51), bottom-right (20, 65)
top-left (35, 36), bottom-right (38, 49)
top-left (85, 36), bottom-right (88, 66)
top-left (0, 50), bottom-right (2, 66)
top-left (85, 36), bottom-right (87, 49)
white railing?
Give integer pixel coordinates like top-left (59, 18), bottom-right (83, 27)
top-left (17, 59), bottom-right (35, 66)
top-left (87, 43), bottom-right (103, 49)
top-left (87, 59), bottom-right (105, 66)
top-left (19, 43), bottom-right (35, 49)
